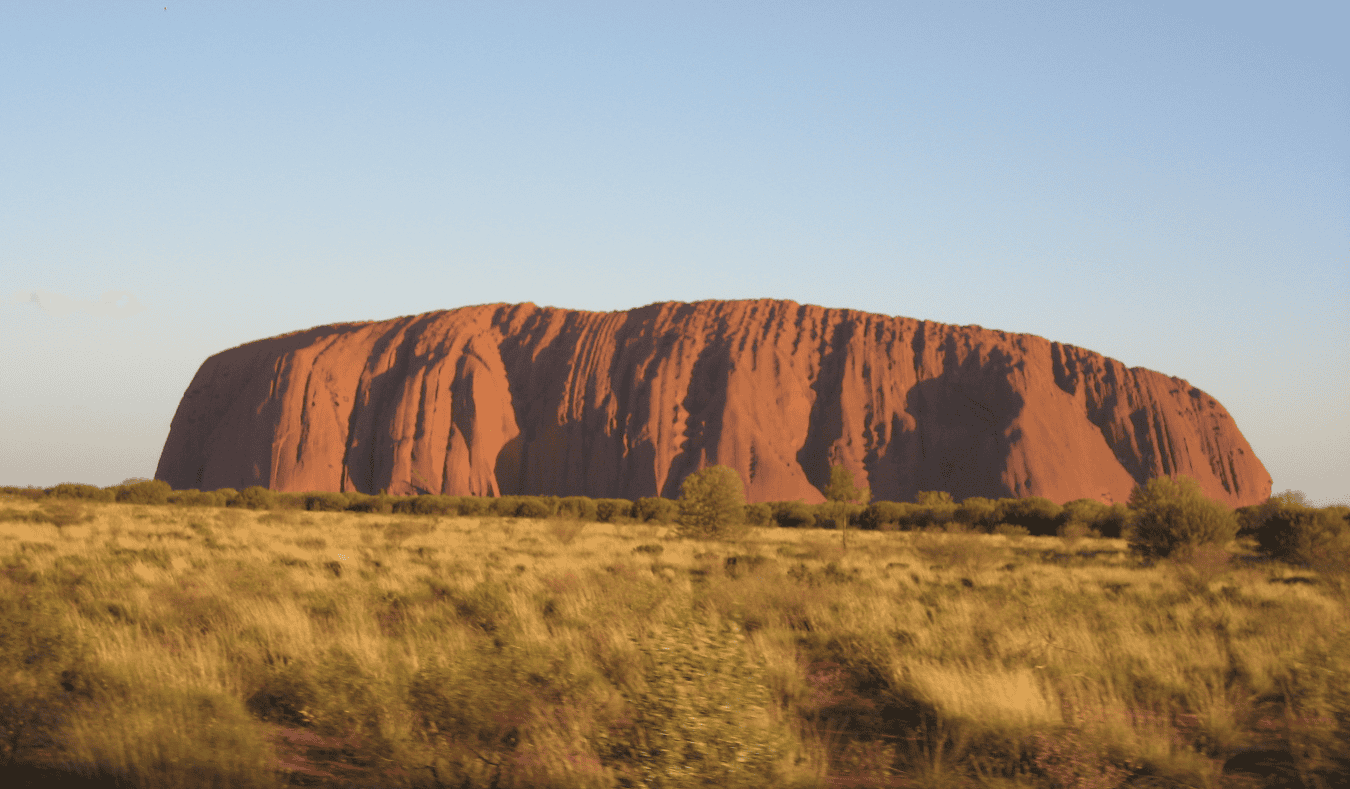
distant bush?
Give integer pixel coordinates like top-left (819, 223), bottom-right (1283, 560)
top-left (213, 488), bottom-right (240, 506)
top-left (954, 497), bottom-right (999, 532)
top-left (915, 490), bottom-right (955, 507)
top-left (634, 497), bottom-right (677, 524)
top-left (995, 496), bottom-right (1063, 536)
top-left (272, 492), bottom-right (307, 511)
top-left (452, 496), bottom-right (488, 516)
top-left (0, 486), bottom-right (46, 501)
top-left (677, 466), bottom-right (747, 540)
top-left (816, 502), bottom-right (864, 530)
top-left (46, 483), bottom-right (115, 502)
top-left (167, 489), bottom-right (227, 508)
top-left (772, 501), bottom-right (817, 529)
top-left (409, 495), bottom-right (457, 516)
top-left (113, 479), bottom-right (172, 505)
top-left (595, 498), bottom-right (635, 523)
top-left (343, 492), bottom-right (393, 514)
top-left (233, 486), bottom-right (277, 510)
top-left (515, 496), bottom-right (555, 519)
top-left (1253, 504), bottom-right (1350, 575)
top-left (305, 492), bottom-right (350, 512)
top-left (1126, 475), bottom-right (1239, 561)
top-left (743, 503), bottom-right (773, 527)
top-left (994, 523), bottom-right (1031, 540)
top-left (489, 496), bottom-right (525, 517)
top-left (557, 496), bottom-right (599, 521)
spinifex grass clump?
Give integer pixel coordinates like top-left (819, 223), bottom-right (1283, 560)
top-left (0, 484), bottom-right (1347, 788)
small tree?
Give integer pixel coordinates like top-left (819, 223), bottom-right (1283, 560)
top-left (677, 466), bottom-right (747, 541)
top-left (1126, 475), bottom-right (1238, 562)
top-left (823, 464), bottom-right (870, 550)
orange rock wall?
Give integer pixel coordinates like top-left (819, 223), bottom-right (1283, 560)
top-left (156, 300), bottom-right (1271, 507)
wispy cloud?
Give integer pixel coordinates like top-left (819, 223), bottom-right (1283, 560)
top-left (11, 289), bottom-right (147, 318)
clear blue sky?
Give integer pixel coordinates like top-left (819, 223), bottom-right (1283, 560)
top-left (3, 1), bottom-right (1346, 505)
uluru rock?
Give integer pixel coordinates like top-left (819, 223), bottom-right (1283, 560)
top-left (155, 300), bottom-right (1272, 507)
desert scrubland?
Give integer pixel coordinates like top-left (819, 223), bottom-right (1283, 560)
top-left (1, 485), bottom-right (1347, 789)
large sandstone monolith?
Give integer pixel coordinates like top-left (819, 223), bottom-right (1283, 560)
top-left (156, 300), bottom-right (1271, 506)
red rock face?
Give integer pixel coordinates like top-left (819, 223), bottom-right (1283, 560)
top-left (156, 300), bottom-right (1271, 507)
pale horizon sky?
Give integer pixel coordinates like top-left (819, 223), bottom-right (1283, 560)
top-left (3, 2), bottom-right (1346, 505)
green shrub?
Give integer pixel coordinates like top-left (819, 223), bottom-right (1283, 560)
top-left (915, 490), bottom-right (954, 506)
top-left (994, 523), bottom-right (1031, 539)
top-left (0, 487), bottom-right (46, 501)
top-left (113, 479), bottom-right (173, 505)
top-left (305, 492), bottom-right (350, 512)
top-left (1253, 505), bottom-right (1350, 575)
top-left (634, 497), bottom-right (677, 524)
top-left (816, 502), bottom-right (864, 530)
top-left (233, 486), bottom-right (277, 510)
top-left (995, 496), bottom-right (1063, 536)
top-left (453, 496), bottom-right (488, 516)
top-left (489, 496), bottom-right (525, 517)
top-left (954, 496), bottom-right (999, 531)
top-left (168, 489), bottom-right (226, 507)
top-left (1126, 475), bottom-right (1239, 561)
top-left (272, 492), bottom-right (307, 511)
top-left (45, 483), bottom-right (115, 502)
top-left (411, 495), bottom-right (457, 516)
top-left (515, 496), bottom-right (555, 519)
top-left (1093, 503), bottom-right (1135, 539)
top-left (771, 501), bottom-right (817, 529)
top-left (557, 496), bottom-right (599, 521)
top-left (743, 503), bottom-right (773, 527)
top-left (824, 464), bottom-right (871, 505)
top-left (595, 498), bottom-right (635, 523)
top-left (214, 488), bottom-right (240, 506)
top-left (344, 492), bottom-right (393, 514)
top-left (677, 466), bottom-right (746, 540)
top-left (858, 501), bottom-right (907, 530)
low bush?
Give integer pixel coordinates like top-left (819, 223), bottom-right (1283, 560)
top-left (232, 486), bottom-right (277, 510)
top-left (676, 467), bottom-right (746, 540)
top-left (515, 496), bottom-right (555, 519)
top-left (634, 497), bottom-right (677, 524)
top-left (857, 501), bottom-right (905, 530)
top-left (489, 496), bottom-right (525, 518)
top-left (113, 479), bottom-right (173, 506)
top-left (771, 501), bottom-right (817, 529)
top-left (272, 492), bottom-right (307, 511)
top-left (1253, 504), bottom-right (1350, 575)
top-left (996, 496), bottom-right (1063, 536)
top-left (954, 496), bottom-right (999, 531)
top-left (595, 498), bottom-right (635, 523)
top-left (557, 496), bottom-right (599, 521)
top-left (452, 496), bottom-right (489, 516)
top-left (46, 483), bottom-right (115, 502)
top-left (0, 487), bottom-right (47, 501)
top-left (994, 522), bottom-right (1031, 540)
top-left (305, 492), bottom-right (350, 512)
top-left (743, 503), bottom-right (773, 527)
top-left (168, 489), bottom-right (227, 507)
top-left (344, 492), bottom-right (393, 514)
top-left (1126, 476), bottom-right (1239, 561)
top-left (409, 495), bottom-right (457, 516)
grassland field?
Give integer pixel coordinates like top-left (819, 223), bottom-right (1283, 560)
top-left (1, 494), bottom-right (1347, 789)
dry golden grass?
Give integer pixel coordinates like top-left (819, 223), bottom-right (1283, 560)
top-left (0, 496), bottom-right (1346, 789)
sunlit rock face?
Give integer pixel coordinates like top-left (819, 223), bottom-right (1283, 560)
top-left (156, 300), bottom-right (1271, 507)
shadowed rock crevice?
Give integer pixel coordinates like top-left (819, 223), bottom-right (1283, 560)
top-left (156, 300), bottom-right (1272, 507)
